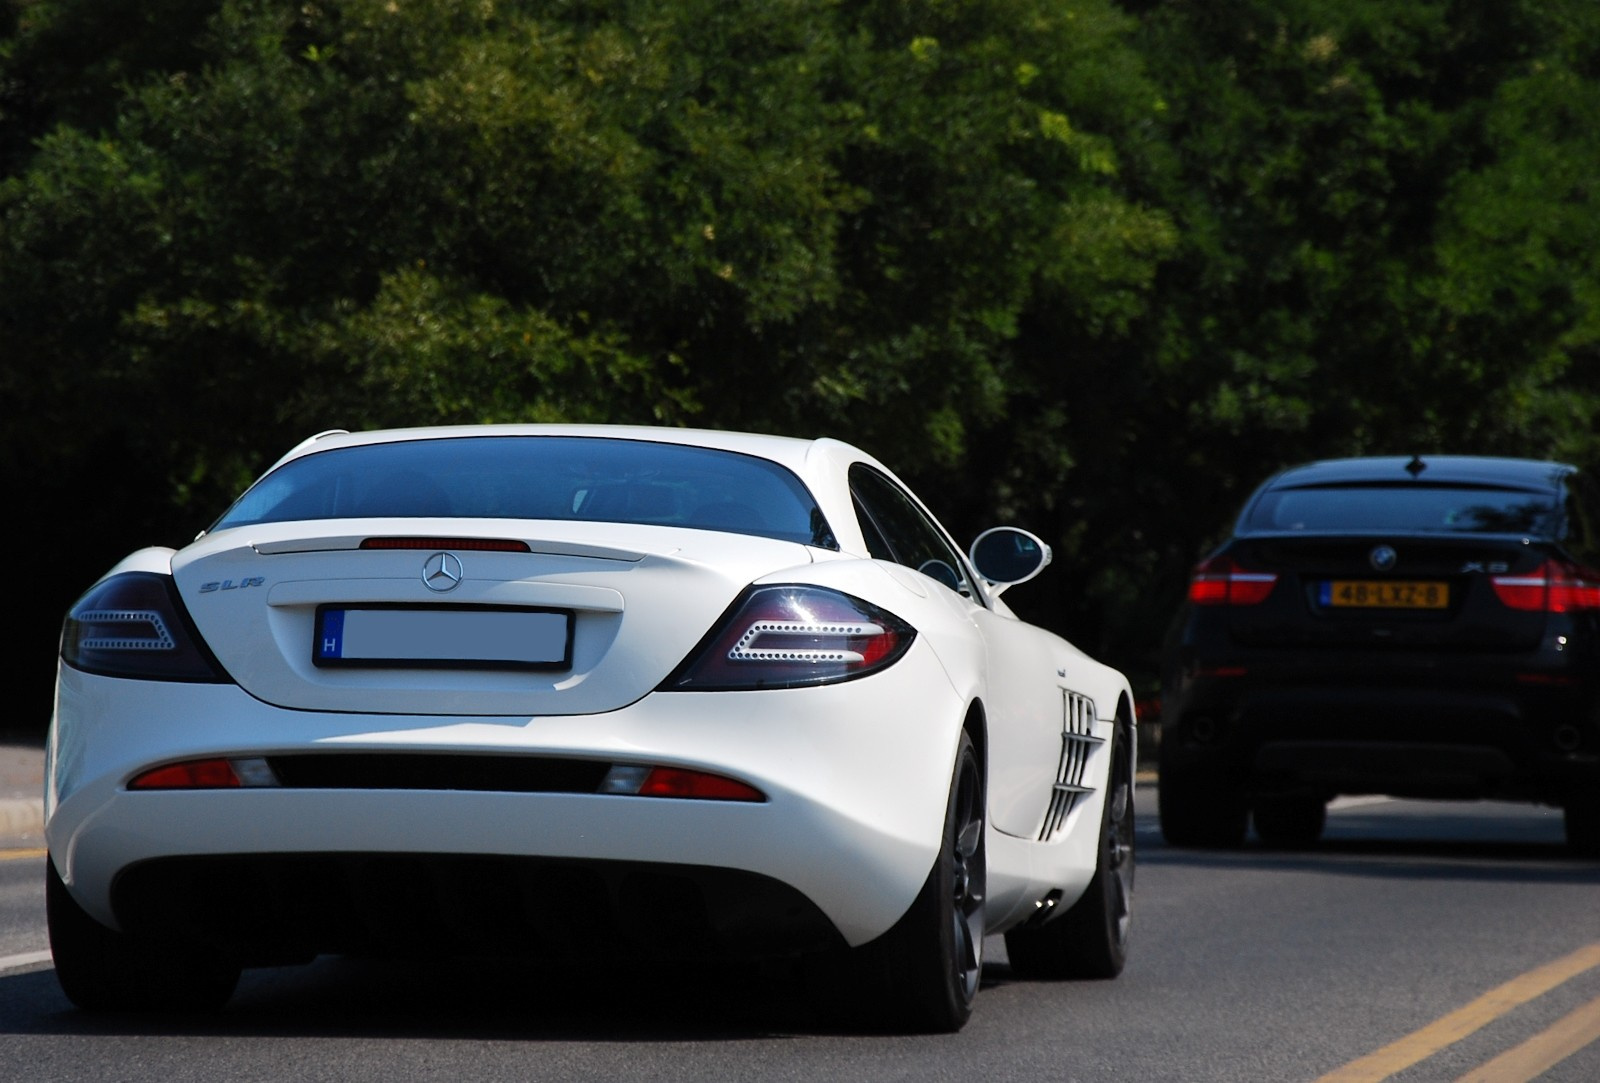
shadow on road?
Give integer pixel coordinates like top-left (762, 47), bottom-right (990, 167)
top-left (0, 954), bottom-right (840, 1041)
top-left (0, 950), bottom-right (1039, 1042)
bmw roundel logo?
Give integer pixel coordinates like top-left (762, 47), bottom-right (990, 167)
top-left (1369, 545), bottom-right (1398, 572)
top-left (421, 552), bottom-right (464, 592)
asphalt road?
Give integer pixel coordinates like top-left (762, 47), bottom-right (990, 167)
top-left (3, 788), bottom-right (1598, 1082)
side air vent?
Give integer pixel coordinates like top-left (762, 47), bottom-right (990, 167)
top-left (1039, 691), bottom-right (1103, 841)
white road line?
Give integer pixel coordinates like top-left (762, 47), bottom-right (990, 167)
top-left (0, 949), bottom-right (51, 974)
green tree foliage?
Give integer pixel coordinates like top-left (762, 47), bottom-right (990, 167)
top-left (3, 0), bottom-right (1165, 500)
top-left (1016, 0), bottom-right (1600, 677)
top-left (2, 0), bottom-right (1169, 722)
top-left (1123, 0), bottom-right (1600, 536)
top-left (4, 0), bottom-right (1600, 727)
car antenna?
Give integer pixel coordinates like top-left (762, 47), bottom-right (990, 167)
top-left (1404, 454), bottom-right (1427, 478)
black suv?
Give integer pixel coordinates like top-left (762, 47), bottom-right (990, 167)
top-left (1160, 455), bottom-right (1600, 853)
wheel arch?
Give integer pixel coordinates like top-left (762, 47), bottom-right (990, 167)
top-left (1115, 693), bottom-right (1137, 780)
top-left (962, 699), bottom-right (989, 782)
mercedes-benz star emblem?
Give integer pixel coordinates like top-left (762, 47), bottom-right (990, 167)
top-left (1369, 545), bottom-right (1398, 572)
top-left (421, 552), bottom-right (464, 592)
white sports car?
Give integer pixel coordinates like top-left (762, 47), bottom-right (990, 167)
top-left (47, 425), bottom-right (1135, 1031)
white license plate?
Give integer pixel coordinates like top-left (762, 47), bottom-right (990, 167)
top-left (314, 607), bottom-right (572, 669)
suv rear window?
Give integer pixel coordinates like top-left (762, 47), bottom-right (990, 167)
top-left (1242, 485), bottom-right (1562, 537)
top-left (212, 436), bottom-right (837, 548)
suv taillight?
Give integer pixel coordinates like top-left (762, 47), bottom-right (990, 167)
top-left (1491, 560), bottom-right (1600, 613)
top-left (1188, 557), bottom-right (1278, 606)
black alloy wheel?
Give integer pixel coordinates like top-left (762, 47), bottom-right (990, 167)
top-left (823, 731), bottom-right (986, 1033)
top-left (947, 737), bottom-right (987, 1005)
top-left (1006, 712), bottom-right (1135, 979)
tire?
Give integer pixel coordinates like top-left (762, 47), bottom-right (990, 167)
top-left (1158, 747), bottom-right (1247, 848)
top-left (1006, 713), bottom-right (1135, 980)
top-left (1565, 798), bottom-right (1600, 859)
top-left (47, 858), bottom-right (240, 1013)
top-left (1252, 794), bottom-right (1327, 849)
top-left (823, 731), bottom-right (986, 1033)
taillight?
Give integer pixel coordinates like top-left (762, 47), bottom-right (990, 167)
top-left (130, 759), bottom-right (242, 789)
top-left (662, 585), bottom-right (915, 691)
top-left (599, 764), bottom-right (765, 802)
top-left (60, 572), bottom-right (230, 682)
top-left (1188, 557), bottom-right (1278, 606)
top-left (129, 757), bottom-right (277, 789)
top-left (1491, 560), bottom-right (1600, 613)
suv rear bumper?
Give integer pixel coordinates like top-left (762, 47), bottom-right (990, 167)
top-left (1162, 673), bottom-right (1600, 803)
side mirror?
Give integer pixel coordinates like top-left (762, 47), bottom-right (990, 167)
top-left (969, 527), bottom-right (1052, 595)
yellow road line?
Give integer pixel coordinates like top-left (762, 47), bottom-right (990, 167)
top-left (1315, 942), bottom-right (1600, 1083)
top-left (1454, 993), bottom-right (1600, 1083)
top-left (0, 847), bottom-right (46, 861)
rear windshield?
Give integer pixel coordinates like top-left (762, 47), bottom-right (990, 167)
top-left (212, 436), bottom-right (837, 548)
top-left (1242, 485), bottom-right (1562, 537)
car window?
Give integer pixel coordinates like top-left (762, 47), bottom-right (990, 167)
top-left (212, 436), bottom-right (839, 549)
top-left (1561, 473), bottom-right (1600, 566)
top-left (1243, 485), bottom-right (1563, 537)
top-left (853, 495), bottom-right (897, 562)
top-left (849, 465), bottom-right (976, 597)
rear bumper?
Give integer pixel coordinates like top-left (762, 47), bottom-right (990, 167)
top-left (1162, 664), bottom-right (1600, 802)
top-left (47, 646), bottom-right (966, 952)
top-left (110, 852), bottom-right (846, 965)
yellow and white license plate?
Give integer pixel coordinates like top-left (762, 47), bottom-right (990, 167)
top-left (1320, 580), bottom-right (1449, 609)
